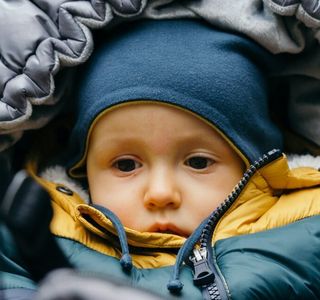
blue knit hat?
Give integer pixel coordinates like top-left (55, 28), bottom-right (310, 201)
top-left (68, 19), bottom-right (283, 177)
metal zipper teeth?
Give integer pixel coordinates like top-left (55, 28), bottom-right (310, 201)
top-left (200, 149), bottom-right (282, 248)
top-left (207, 283), bottom-right (221, 300)
top-left (195, 149), bottom-right (282, 300)
top-left (201, 253), bottom-right (227, 300)
top-left (201, 283), bottom-right (222, 300)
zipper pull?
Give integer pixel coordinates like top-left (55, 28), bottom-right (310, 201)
top-left (190, 248), bottom-right (215, 286)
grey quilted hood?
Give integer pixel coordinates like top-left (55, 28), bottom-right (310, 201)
top-left (1, 0), bottom-right (320, 153)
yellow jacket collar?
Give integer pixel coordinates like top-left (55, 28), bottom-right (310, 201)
top-left (76, 204), bottom-right (186, 249)
top-left (27, 161), bottom-right (186, 249)
top-left (27, 153), bottom-right (320, 253)
top-left (214, 154), bottom-right (320, 241)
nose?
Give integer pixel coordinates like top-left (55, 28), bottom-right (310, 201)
top-left (143, 166), bottom-right (181, 210)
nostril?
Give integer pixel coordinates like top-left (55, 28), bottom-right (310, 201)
top-left (168, 201), bottom-right (178, 208)
top-left (145, 201), bottom-right (157, 210)
top-left (149, 203), bottom-right (156, 208)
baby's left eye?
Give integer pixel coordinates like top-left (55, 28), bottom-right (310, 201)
top-left (112, 159), bottom-right (141, 172)
top-left (185, 156), bottom-right (214, 170)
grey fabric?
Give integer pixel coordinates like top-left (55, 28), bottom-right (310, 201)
top-left (1, 289), bottom-right (36, 300)
top-left (184, 0), bottom-right (320, 146)
top-left (0, 0), bottom-right (320, 151)
top-left (35, 269), bottom-right (168, 300)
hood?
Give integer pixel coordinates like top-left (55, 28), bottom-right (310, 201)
top-left (66, 19), bottom-right (283, 177)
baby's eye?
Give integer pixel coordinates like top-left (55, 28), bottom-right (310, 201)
top-left (185, 156), bottom-right (214, 170)
top-left (113, 159), bottom-right (141, 172)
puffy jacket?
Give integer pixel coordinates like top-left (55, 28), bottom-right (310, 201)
top-left (1, 151), bottom-right (320, 299)
top-left (1, 0), bottom-right (320, 152)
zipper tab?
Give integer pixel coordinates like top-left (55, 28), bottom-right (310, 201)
top-left (191, 248), bottom-right (215, 286)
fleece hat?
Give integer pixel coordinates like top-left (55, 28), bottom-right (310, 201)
top-left (68, 19), bottom-right (283, 177)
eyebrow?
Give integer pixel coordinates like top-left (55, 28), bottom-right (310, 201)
top-left (90, 132), bottom-right (223, 155)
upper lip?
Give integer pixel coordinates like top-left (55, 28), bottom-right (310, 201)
top-left (147, 223), bottom-right (188, 237)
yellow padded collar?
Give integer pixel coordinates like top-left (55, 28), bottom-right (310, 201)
top-left (27, 161), bottom-right (185, 268)
top-left (214, 154), bottom-right (320, 241)
top-left (27, 155), bottom-right (320, 267)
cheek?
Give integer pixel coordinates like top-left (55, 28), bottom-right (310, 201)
top-left (180, 180), bottom-right (215, 214)
top-left (90, 178), bottom-right (138, 206)
top-left (88, 173), bottom-right (144, 223)
top-left (182, 169), bottom-right (241, 219)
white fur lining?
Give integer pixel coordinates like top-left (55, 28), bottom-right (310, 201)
top-left (40, 166), bottom-right (90, 203)
top-left (286, 154), bottom-right (320, 170)
top-left (40, 154), bottom-right (320, 204)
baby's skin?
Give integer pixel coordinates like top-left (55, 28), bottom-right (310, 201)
top-left (87, 103), bottom-right (245, 237)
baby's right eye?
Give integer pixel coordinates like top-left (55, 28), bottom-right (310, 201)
top-left (184, 156), bottom-right (215, 170)
top-left (112, 159), bottom-right (142, 172)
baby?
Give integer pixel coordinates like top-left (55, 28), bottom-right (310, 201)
top-left (86, 103), bottom-right (245, 237)
top-left (2, 19), bottom-right (320, 300)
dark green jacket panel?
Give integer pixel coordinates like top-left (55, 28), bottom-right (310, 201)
top-left (2, 215), bottom-right (320, 299)
top-left (216, 215), bottom-right (320, 300)
top-left (0, 224), bottom-right (202, 298)
top-left (56, 237), bottom-right (202, 299)
top-left (0, 222), bottom-right (36, 290)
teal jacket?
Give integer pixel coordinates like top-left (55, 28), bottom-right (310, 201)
top-left (1, 153), bottom-right (320, 299)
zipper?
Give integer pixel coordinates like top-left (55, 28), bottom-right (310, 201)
top-left (191, 247), bottom-right (227, 300)
top-left (190, 149), bottom-right (282, 300)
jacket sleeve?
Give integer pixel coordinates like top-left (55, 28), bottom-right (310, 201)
top-left (0, 222), bottom-right (37, 294)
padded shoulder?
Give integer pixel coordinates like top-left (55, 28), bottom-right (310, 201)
top-left (216, 215), bottom-right (320, 300)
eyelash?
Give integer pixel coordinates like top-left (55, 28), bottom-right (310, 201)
top-left (112, 155), bottom-right (215, 173)
top-left (112, 158), bottom-right (142, 173)
top-left (184, 156), bottom-right (215, 170)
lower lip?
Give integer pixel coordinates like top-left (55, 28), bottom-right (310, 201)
top-left (151, 224), bottom-right (188, 237)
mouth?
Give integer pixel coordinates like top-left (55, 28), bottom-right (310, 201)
top-left (147, 223), bottom-right (188, 237)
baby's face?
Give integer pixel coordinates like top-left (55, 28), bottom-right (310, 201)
top-left (87, 103), bottom-right (245, 237)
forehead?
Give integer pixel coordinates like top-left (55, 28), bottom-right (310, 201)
top-left (86, 103), bottom-right (244, 164)
top-left (68, 101), bottom-right (247, 177)
top-left (89, 103), bottom-right (225, 144)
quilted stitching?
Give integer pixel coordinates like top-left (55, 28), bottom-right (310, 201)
top-left (1, 0), bottom-right (320, 151)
